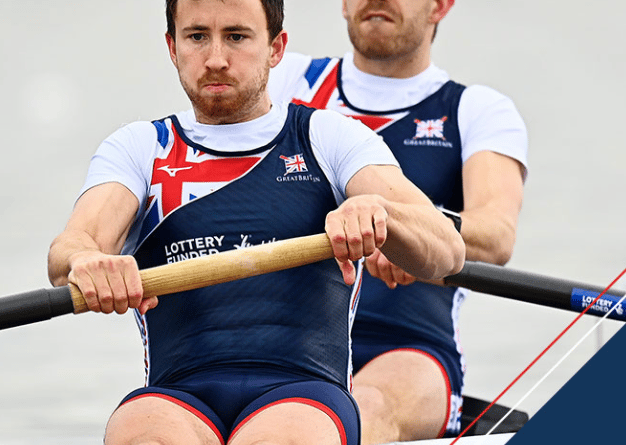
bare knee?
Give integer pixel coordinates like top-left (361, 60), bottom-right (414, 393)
top-left (352, 384), bottom-right (400, 438)
top-left (352, 350), bottom-right (450, 442)
top-left (353, 384), bottom-right (388, 418)
top-left (104, 396), bottom-right (222, 445)
top-left (105, 417), bottom-right (171, 445)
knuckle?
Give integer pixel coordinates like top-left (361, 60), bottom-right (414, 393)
top-left (72, 263), bottom-right (89, 276)
top-left (114, 302), bottom-right (129, 314)
top-left (361, 227), bottom-right (375, 239)
top-left (99, 292), bottom-right (114, 304)
top-left (96, 257), bottom-right (114, 272)
top-left (347, 235), bottom-right (362, 247)
top-left (129, 290), bottom-right (143, 301)
top-left (83, 295), bottom-right (100, 312)
top-left (121, 255), bottom-right (138, 269)
top-left (330, 233), bottom-right (347, 245)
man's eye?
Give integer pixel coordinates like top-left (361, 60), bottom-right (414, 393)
top-left (230, 34), bottom-right (245, 42)
top-left (190, 33), bottom-right (204, 41)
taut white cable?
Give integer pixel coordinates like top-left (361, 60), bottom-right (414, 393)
top-left (478, 291), bottom-right (626, 443)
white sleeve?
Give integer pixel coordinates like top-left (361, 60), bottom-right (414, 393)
top-left (308, 110), bottom-right (400, 203)
top-left (79, 121), bottom-right (156, 209)
top-left (458, 85), bottom-right (528, 174)
top-left (268, 52), bottom-right (313, 104)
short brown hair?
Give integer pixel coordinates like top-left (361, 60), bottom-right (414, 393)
top-left (166, 0), bottom-right (284, 41)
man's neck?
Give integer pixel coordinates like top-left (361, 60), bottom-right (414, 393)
top-left (351, 47), bottom-right (432, 79)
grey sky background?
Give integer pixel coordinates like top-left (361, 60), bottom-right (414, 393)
top-left (0, 1), bottom-right (625, 442)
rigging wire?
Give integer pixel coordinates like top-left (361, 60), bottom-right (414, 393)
top-left (450, 266), bottom-right (626, 445)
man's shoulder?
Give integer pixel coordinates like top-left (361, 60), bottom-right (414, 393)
top-left (269, 53), bottom-right (341, 104)
top-left (290, 104), bottom-right (355, 131)
top-left (273, 52), bottom-right (341, 87)
top-left (105, 120), bottom-right (160, 143)
top-left (279, 52), bottom-right (340, 72)
top-left (462, 84), bottom-right (511, 100)
top-left (459, 84), bottom-right (521, 114)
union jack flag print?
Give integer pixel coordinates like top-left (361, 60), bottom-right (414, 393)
top-left (139, 123), bottom-right (262, 240)
top-left (413, 116), bottom-right (448, 140)
top-left (279, 154), bottom-right (308, 175)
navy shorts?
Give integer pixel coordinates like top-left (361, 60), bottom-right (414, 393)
top-left (352, 333), bottom-right (464, 437)
top-left (119, 367), bottom-right (360, 444)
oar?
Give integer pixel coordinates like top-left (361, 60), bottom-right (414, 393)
top-left (444, 261), bottom-right (626, 322)
top-left (3, 235), bottom-right (625, 331)
top-left (0, 233), bottom-right (334, 331)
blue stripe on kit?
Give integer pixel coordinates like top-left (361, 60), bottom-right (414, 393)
top-left (305, 58), bottom-right (332, 88)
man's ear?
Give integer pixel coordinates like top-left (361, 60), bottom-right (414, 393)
top-left (341, 0), bottom-right (348, 20)
top-left (165, 33), bottom-right (178, 69)
top-left (431, 0), bottom-right (455, 24)
top-left (269, 30), bottom-right (288, 68)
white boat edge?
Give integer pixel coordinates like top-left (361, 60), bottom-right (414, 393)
top-left (3, 432), bottom-right (516, 445)
top-left (383, 432), bottom-right (515, 445)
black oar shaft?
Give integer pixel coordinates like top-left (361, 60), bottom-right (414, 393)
top-left (445, 261), bottom-right (626, 321)
top-left (0, 287), bottom-right (74, 330)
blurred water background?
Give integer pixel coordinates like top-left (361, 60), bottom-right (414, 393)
top-left (0, 1), bottom-right (624, 443)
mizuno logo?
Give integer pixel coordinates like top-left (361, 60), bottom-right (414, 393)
top-left (158, 165), bottom-right (193, 177)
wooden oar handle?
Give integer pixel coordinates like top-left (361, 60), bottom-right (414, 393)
top-left (70, 233), bottom-right (334, 314)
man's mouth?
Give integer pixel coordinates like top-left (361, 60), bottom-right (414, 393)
top-left (362, 11), bottom-right (394, 23)
top-left (204, 83), bottom-right (231, 93)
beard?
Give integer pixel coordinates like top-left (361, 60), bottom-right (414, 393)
top-left (346, 3), bottom-right (425, 61)
top-left (180, 61), bottom-right (270, 124)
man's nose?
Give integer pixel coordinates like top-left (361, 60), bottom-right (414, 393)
top-left (205, 41), bottom-right (229, 70)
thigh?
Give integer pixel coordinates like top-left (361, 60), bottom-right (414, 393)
top-left (228, 381), bottom-right (359, 445)
top-left (352, 348), bottom-right (451, 440)
top-left (105, 387), bottom-right (226, 445)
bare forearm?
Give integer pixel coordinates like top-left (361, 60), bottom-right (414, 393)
top-left (341, 165), bottom-right (465, 280)
top-left (460, 206), bottom-right (519, 265)
top-left (48, 183), bottom-right (140, 286)
top-left (382, 201), bottom-right (465, 280)
top-left (460, 151), bottom-right (525, 265)
top-left (48, 230), bottom-right (105, 286)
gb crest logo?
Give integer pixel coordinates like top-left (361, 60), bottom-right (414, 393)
top-left (279, 154), bottom-right (308, 176)
top-left (413, 116), bottom-right (448, 140)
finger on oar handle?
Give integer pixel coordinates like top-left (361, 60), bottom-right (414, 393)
top-left (1, 233), bottom-right (334, 330)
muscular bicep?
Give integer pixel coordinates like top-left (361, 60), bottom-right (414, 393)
top-left (67, 182), bottom-right (140, 255)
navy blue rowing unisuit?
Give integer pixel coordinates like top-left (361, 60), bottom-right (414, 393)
top-left (81, 101), bottom-right (400, 443)
top-left (134, 105), bottom-right (354, 388)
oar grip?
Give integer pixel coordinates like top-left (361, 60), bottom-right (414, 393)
top-left (68, 233), bottom-right (334, 314)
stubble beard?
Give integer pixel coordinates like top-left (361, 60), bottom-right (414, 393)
top-left (181, 61), bottom-right (271, 125)
top-left (347, 16), bottom-right (423, 61)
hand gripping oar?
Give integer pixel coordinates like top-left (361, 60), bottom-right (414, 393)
top-left (4, 239), bottom-right (624, 331)
top-left (0, 234), bottom-right (334, 331)
top-left (444, 261), bottom-right (626, 322)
